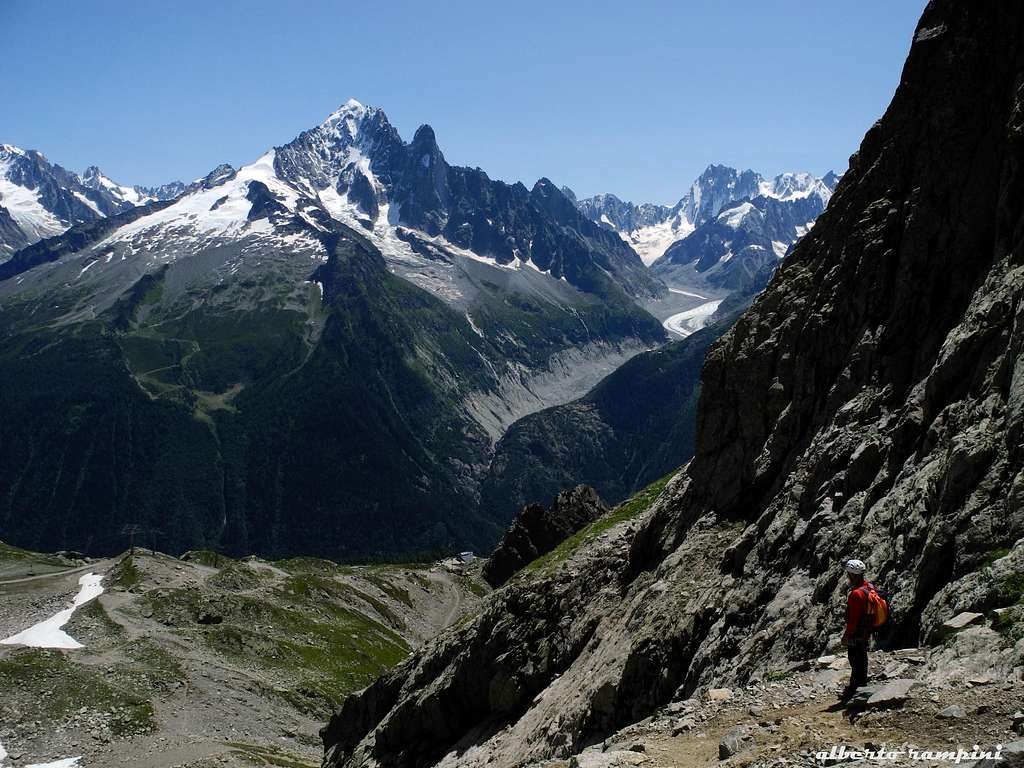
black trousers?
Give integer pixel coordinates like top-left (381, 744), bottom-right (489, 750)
top-left (847, 641), bottom-right (868, 690)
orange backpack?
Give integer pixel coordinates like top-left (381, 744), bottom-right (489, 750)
top-left (863, 584), bottom-right (889, 629)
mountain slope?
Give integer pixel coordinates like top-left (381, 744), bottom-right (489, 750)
top-left (0, 220), bottom-right (501, 557)
top-left (479, 306), bottom-right (741, 523)
top-left (323, 2), bottom-right (1024, 765)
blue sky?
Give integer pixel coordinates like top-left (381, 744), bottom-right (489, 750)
top-left (1, 1), bottom-right (925, 204)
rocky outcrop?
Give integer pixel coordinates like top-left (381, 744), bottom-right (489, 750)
top-left (482, 485), bottom-right (606, 588)
top-left (323, 3), bottom-right (1024, 766)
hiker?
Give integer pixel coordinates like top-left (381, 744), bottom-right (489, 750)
top-left (839, 558), bottom-right (883, 700)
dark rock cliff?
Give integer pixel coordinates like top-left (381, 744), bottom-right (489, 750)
top-left (481, 485), bottom-right (606, 589)
top-left (322, 2), bottom-right (1024, 766)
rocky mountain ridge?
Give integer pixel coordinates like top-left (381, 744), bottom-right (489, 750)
top-left (573, 166), bottom-right (837, 268)
top-left (271, 99), bottom-right (662, 303)
top-left (481, 485), bottom-right (606, 589)
top-left (322, 2), bottom-right (1024, 765)
top-left (80, 165), bottom-right (186, 207)
top-left (0, 144), bottom-right (184, 259)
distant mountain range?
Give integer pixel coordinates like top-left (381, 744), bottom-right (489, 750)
top-left (0, 101), bottom-right (666, 559)
top-left (569, 165), bottom-right (838, 269)
top-left (0, 144), bottom-right (183, 259)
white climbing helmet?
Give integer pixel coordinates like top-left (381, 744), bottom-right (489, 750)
top-left (844, 558), bottom-right (866, 575)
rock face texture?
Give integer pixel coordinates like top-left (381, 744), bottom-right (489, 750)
top-left (322, 2), bottom-right (1024, 766)
top-left (481, 485), bottom-right (607, 589)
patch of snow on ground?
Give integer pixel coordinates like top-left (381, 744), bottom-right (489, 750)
top-left (1, 573), bottom-right (104, 650)
top-left (26, 759), bottom-right (82, 768)
top-left (663, 299), bottom-right (724, 339)
top-left (772, 240), bottom-right (788, 258)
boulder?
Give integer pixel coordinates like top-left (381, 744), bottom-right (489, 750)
top-left (937, 704), bottom-right (967, 719)
top-left (719, 725), bottom-right (751, 760)
top-left (940, 612), bottom-right (985, 636)
top-left (847, 679), bottom-right (922, 710)
top-left (672, 717), bottom-right (697, 735)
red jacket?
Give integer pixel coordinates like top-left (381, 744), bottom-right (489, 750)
top-left (845, 580), bottom-right (873, 638)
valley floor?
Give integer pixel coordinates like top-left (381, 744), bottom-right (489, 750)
top-left (0, 546), bottom-right (487, 768)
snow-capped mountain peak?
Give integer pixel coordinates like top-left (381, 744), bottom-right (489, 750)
top-left (759, 171), bottom-right (833, 205)
top-left (81, 165), bottom-right (154, 207)
top-left (0, 144), bottom-right (123, 258)
top-left (321, 98), bottom-right (373, 132)
top-left (576, 165), bottom-right (841, 266)
top-left (0, 145), bottom-right (187, 259)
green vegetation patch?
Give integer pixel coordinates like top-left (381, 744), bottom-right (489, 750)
top-left (459, 575), bottom-right (489, 598)
top-left (336, 583), bottom-right (405, 631)
top-left (142, 581), bottom-right (409, 718)
top-left (181, 549), bottom-right (233, 568)
top-left (121, 637), bottom-right (187, 688)
top-left (998, 571), bottom-right (1024, 605)
top-left (112, 554), bottom-right (142, 590)
top-left (361, 572), bottom-right (413, 607)
top-left (521, 471), bottom-right (676, 577)
top-left (207, 600), bottom-right (408, 718)
top-left (0, 540), bottom-right (65, 565)
top-left (0, 648), bottom-right (155, 736)
top-left (983, 548), bottom-right (1012, 567)
top-left (208, 561), bottom-right (270, 592)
